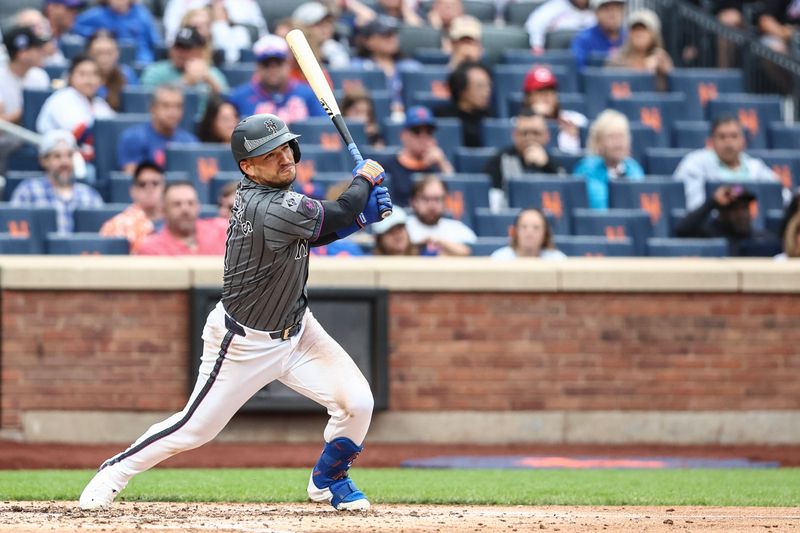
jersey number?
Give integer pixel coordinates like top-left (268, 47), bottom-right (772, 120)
top-left (295, 240), bottom-right (308, 260)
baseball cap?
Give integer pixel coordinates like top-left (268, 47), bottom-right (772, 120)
top-left (252, 35), bottom-right (289, 62)
top-left (44, 0), bottom-right (86, 7)
top-left (39, 129), bottom-right (77, 157)
top-left (590, 0), bottom-right (626, 9)
top-left (173, 26), bottom-right (206, 48)
top-left (359, 15), bottom-right (400, 37)
top-left (449, 15), bottom-right (482, 41)
top-left (292, 2), bottom-right (331, 26)
top-left (627, 9), bottom-right (661, 33)
top-left (403, 106), bottom-right (437, 129)
top-left (372, 208), bottom-right (408, 235)
top-left (523, 66), bottom-right (558, 92)
top-left (3, 26), bottom-right (48, 58)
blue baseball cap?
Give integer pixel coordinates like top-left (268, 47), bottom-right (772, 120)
top-left (403, 106), bottom-right (436, 130)
top-left (44, 0), bottom-right (86, 8)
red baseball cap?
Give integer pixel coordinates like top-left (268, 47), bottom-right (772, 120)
top-left (523, 67), bottom-right (558, 92)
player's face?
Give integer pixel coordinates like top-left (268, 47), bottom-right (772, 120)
top-left (164, 185), bottom-right (200, 236)
top-left (513, 210), bottom-right (546, 255)
top-left (240, 143), bottom-right (296, 188)
top-left (131, 168), bottom-right (165, 212)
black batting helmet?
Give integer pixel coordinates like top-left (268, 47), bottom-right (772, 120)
top-left (230, 113), bottom-right (301, 166)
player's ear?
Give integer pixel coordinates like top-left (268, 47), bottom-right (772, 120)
top-left (239, 159), bottom-right (251, 176)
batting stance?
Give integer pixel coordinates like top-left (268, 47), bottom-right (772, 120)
top-left (80, 114), bottom-right (392, 511)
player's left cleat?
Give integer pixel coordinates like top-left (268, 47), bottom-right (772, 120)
top-left (79, 468), bottom-right (124, 510)
top-left (307, 437), bottom-right (370, 511)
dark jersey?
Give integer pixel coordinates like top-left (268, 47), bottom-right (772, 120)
top-left (222, 177), bottom-right (323, 331)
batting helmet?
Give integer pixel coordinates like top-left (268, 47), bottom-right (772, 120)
top-left (230, 113), bottom-right (301, 166)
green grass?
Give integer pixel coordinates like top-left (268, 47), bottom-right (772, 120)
top-left (0, 468), bottom-right (798, 506)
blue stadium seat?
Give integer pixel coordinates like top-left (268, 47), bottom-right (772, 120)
top-left (506, 91), bottom-right (587, 119)
top-left (94, 114), bottom-right (151, 184)
top-left (401, 67), bottom-right (449, 109)
top-left (480, 26), bottom-right (531, 65)
top-left (572, 208), bottom-right (652, 256)
top-left (474, 207), bottom-right (518, 237)
top-left (506, 175), bottom-right (588, 234)
top-left (165, 143), bottom-right (239, 203)
top-left (294, 146), bottom-right (350, 197)
top-left (455, 146), bottom-right (499, 173)
top-left (629, 122), bottom-right (667, 163)
top-left (555, 235), bottom-right (635, 256)
top-left (5, 144), bottom-right (40, 171)
top-left (609, 93), bottom-right (686, 139)
top-left (481, 119), bottom-right (514, 150)
top-left (504, 0), bottom-right (547, 27)
top-left (74, 204), bottom-right (129, 232)
top-left (609, 178), bottom-right (686, 238)
top-left (409, 90), bottom-right (450, 112)
top-left (43, 65), bottom-right (66, 80)
top-left (382, 118), bottom-right (462, 161)
top-left (398, 25), bottom-right (442, 58)
top-left (470, 236), bottom-right (510, 256)
top-left (581, 68), bottom-right (657, 118)
top-left (120, 87), bottom-right (200, 131)
top-left (413, 48), bottom-right (450, 65)
top-left (210, 172), bottom-right (243, 202)
top-left (706, 94), bottom-right (783, 149)
top-left (768, 122), bottom-right (800, 150)
top-left (220, 64), bottom-right (255, 87)
top-left (556, 151), bottom-right (584, 174)
top-left (501, 49), bottom-right (577, 71)
top-left (46, 233), bottom-right (130, 255)
top-left (328, 67), bottom-right (390, 93)
top-left (21, 88), bottom-right (53, 130)
top-left (199, 204), bottom-right (220, 219)
top-left (765, 209), bottom-right (784, 237)
top-left (647, 238), bottom-right (729, 257)
top-left (108, 171), bottom-right (189, 203)
top-left (307, 171), bottom-right (351, 200)
top-left (291, 118), bottom-right (368, 150)
top-left (645, 148), bottom-right (691, 175)
top-left (0, 234), bottom-right (32, 254)
top-left (671, 121), bottom-right (709, 149)
top-left (668, 68), bottom-right (744, 120)
top-left (0, 205), bottom-right (57, 254)
top-left (703, 179), bottom-right (784, 230)
top-left (748, 149), bottom-right (800, 191)
top-left (440, 173), bottom-right (491, 229)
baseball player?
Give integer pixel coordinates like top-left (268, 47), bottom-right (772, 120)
top-left (79, 113), bottom-right (392, 511)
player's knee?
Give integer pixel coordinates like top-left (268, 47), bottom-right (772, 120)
top-left (345, 390), bottom-right (374, 419)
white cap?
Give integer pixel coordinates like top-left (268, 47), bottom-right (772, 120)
top-left (371, 208), bottom-right (408, 236)
top-left (590, 0), bottom-right (625, 9)
top-left (39, 129), bottom-right (76, 157)
top-left (292, 2), bottom-right (330, 26)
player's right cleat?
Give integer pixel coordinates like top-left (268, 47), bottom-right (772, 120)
top-left (79, 469), bottom-right (123, 510)
top-left (307, 437), bottom-right (370, 511)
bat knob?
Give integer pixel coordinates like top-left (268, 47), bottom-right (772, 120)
top-left (379, 208), bottom-right (392, 219)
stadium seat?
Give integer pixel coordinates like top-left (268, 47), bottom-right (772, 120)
top-left (647, 237), bottom-right (729, 257)
top-left (165, 143), bottom-right (239, 203)
top-left (256, 0), bottom-right (301, 33)
top-left (0, 205), bottom-right (58, 254)
top-left (581, 68), bottom-right (657, 118)
top-left (629, 122), bottom-right (667, 163)
top-left (481, 26), bottom-right (531, 65)
top-left (440, 173), bottom-right (491, 229)
top-left (418, 0), bottom-right (496, 21)
top-left (382, 118), bottom-right (462, 161)
top-left (765, 209), bottom-right (785, 237)
top-left (645, 148), bottom-right (691, 175)
top-left (480, 119), bottom-right (514, 150)
top-left (220, 64), bottom-right (255, 87)
top-left (291, 118), bottom-right (368, 150)
top-left (668, 68), bottom-right (744, 121)
top-left (555, 235), bottom-right (635, 256)
top-left (94, 113), bottom-right (151, 183)
top-left (506, 92), bottom-right (587, 120)
top-left (21, 88), bottom-right (53, 130)
top-left (767, 122), bottom-right (800, 150)
top-left (328, 67), bottom-right (389, 93)
top-left (120, 87), bottom-right (200, 131)
top-left (413, 48), bottom-right (450, 65)
top-left (210, 172), bottom-right (244, 202)
top-left (0, 234), bottom-right (32, 254)
top-left (555, 151), bottom-right (583, 174)
top-left (470, 236), bottom-right (510, 256)
top-left (572, 208), bottom-right (652, 256)
top-left (409, 90), bottom-right (450, 111)
top-left (501, 49), bottom-right (577, 71)
top-left (74, 204), bottom-right (129, 232)
top-left (609, 178), bottom-right (686, 238)
top-left (504, 0), bottom-right (547, 27)
top-left (704, 179), bottom-right (784, 230)
top-left (493, 64), bottom-right (577, 116)
top-left (609, 93), bottom-right (687, 138)
top-left (398, 25), bottom-right (442, 58)
top-left (199, 204), bottom-right (221, 219)
top-left (5, 144), bottom-right (40, 171)
top-left (671, 121), bottom-right (709, 149)
top-left (506, 175), bottom-right (588, 234)
top-left (294, 146), bottom-right (350, 197)
top-left (456, 146), bottom-right (499, 173)
top-left (474, 207), bottom-right (519, 237)
top-left (401, 67), bottom-right (450, 109)
top-left (748, 149), bottom-right (800, 191)
top-left (544, 29), bottom-right (578, 50)
top-left (706, 94), bottom-right (783, 149)
top-left (307, 171), bottom-right (351, 200)
top-left (43, 65), bottom-right (66, 80)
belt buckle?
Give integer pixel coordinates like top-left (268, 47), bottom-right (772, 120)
top-left (282, 326), bottom-right (291, 340)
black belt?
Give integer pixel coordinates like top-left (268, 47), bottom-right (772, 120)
top-left (224, 314), bottom-right (301, 341)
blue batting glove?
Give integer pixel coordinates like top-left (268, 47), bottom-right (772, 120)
top-left (362, 186), bottom-right (392, 225)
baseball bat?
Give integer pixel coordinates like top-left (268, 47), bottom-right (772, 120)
top-left (285, 29), bottom-right (391, 218)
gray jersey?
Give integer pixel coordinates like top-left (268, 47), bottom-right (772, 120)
top-left (222, 177), bottom-right (324, 331)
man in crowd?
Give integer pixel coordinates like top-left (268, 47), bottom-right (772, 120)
top-left (0, 26), bottom-right (50, 124)
top-left (406, 174), bottom-right (476, 256)
top-left (117, 84), bottom-right (198, 174)
top-left (10, 130), bottom-right (103, 233)
top-left (571, 0), bottom-right (626, 70)
top-left (100, 161), bottom-right (165, 251)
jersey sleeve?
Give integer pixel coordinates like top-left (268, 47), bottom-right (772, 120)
top-left (261, 190), bottom-right (323, 247)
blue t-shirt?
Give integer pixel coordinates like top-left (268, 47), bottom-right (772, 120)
top-left (226, 79), bottom-right (326, 122)
top-left (571, 25), bottom-right (626, 70)
top-left (117, 122), bottom-right (198, 170)
top-left (573, 155), bottom-right (645, 209)
top-left (73, 4), bottom-right (161, 64)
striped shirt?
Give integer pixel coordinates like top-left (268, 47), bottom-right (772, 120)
top-left (221, 177), bottom-right (324, 331)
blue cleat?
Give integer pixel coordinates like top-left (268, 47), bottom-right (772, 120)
top-left (307, 437), bottom-right (370, 510)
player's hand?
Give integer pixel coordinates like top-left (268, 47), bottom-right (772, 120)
top-left (352, 159), bottom-right (385, 187)
top-left (362, 186), bottom-right (392, 225)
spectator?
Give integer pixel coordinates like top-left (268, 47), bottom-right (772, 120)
top-left (117, 84), bottom-right (199, 174)
top-left (73, 0), bottom-right (161, 65)
top-left (484, 111), bottom-right (561, 212)
top-left (714, 1), bottom-right (747, 68)
top-left (574, 109), bottom-right (644, 209)
top-left (522, 66), bottom-right (587, 154)
top-left (428, 0), bottom-right (464, 38)
top-left (351, 16), bottom-right (421, 114)
top-left (0, 26), bottom-right (50, 124)
top-left (100, 161), bottom-right (165, 250)
top-left (42, 0), bottom-right (84, 63)
top-left (227, 35), bottom-right (325, 123)
top-left (216, 180), bottom-right (237, 220)
top-left (779, 190), bottom-right (799, 240)
top-left (372, 0), bottom-right (424, 26)
top-left (162, 0), bottom-right (267, 46)
top-left (675, 185), bottom-right (782, 257)
top-left (181, 4), bottom-right (252, 64)
top-left (292, 2), bottom-right (351, 68)
top-left (14, 7), bottom-right (66, 67)
top-left (407, 174), bottom-right (476, 256)
top-left (434, 61), bottom-right (492, 148)
top-left (36, 54), bottom-right (116, 163)
top-left (525, 0), bottom-right (595, 53)
top-left (446, 15), bottom-right (484, 70)
top-left (140, 26), bottom-right (229, 111)
top-left (381, 105), bottom-right (455, 206)
top-left (673, 114), bottom-right (781, 210)
top-left (10, 130), bottom-right (103, 233)
top-left (758, 0), bottom-right (800, 55)
top-left (606, 9), bottom-right (673, 91)
top-left (371, 208), bottom-right (421, 255)
top-left (342, 87), bottom-right (385, 146)
top-left (490, 208), bottom-right (566, 260)
top-left (571, 0), bottom-right (626, 70)
top-left (197, 95), bottom-right (240, 143)
top-left (135, 181), bottom-right (228, 255)
top-left (86, 29), bottom-right (139, 111)
top-left (775, 211), bottom-right (800, 260)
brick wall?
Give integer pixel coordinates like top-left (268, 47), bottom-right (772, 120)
top-left (2, 290), bottom-right (799, 431)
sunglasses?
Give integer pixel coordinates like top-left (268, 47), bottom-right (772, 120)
top-left (409, 126), bottom-right (435, 136)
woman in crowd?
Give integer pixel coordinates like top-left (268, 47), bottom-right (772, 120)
top-left (197, 96), bottom-right (240, 143)
top-left (86, 30), bottom-right (138, 111)
top-left (775, 212), bottom-right (800, 260)
top-left (606, 9), bottom-right (673, 91)
top-left (573, 109), bottom-right (644, 210)
top-left (522, 66), bottom-right (587, 154)
top-left (342, 87), bottom-right (385, 146)
top-left (490, 208), bottom-right (566, 260)
top-left (372, 208), bottom-right (421, 256)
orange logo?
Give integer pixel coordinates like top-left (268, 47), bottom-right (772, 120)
top-left (295, 161), bottom-right (315, 185)
top-left (541, 191), bottom-right (563, 219)
top-left (444, 191), bottom-right (465, 220)
top-left (431, 80), bottom-right (450, 99)
top-left (197, 157), bottom-right (219, 184)
top-left (738, 108), bottom-right (759, 137)
top-left (7, 220), bottom-right (30, 237)
top-left (584, 252), bottom-right (603, 257)
top-left (749, 200), bottom-right (759, 220)
top-left (639, 193), bottom-right (662, 225)
top-left (605, 225), bottom-right (626, 240)
top-left (640, 108), bottom-right (662, 133)
top-left (320, 132), bottom-right (342, 150)
top-left (611, 82), bottom-right (631, 99)
top-left (772, 164), bottom-right (793, 189)
top-left (698, 82), bottom-right (718, 107)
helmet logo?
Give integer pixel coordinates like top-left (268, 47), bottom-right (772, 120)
top-left (242, 134), bottom-right (270, 152)
top-left (265, 119), bottom-right (279, 134)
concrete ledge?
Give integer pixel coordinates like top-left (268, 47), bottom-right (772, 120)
top-left (21, 410), bottom-right (800, 445)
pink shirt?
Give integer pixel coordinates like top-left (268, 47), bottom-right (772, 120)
top-left (135, 217), bottom-right (228, 256)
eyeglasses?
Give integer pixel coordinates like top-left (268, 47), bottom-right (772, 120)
top-left (135, 180), bottom-right (163, 188)
top-left (409, 126), bottom-right (435, 136)
top-left (416, 195), bottom-right (445, 203)
top-left (517, 129), bottom-right (547, 136)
